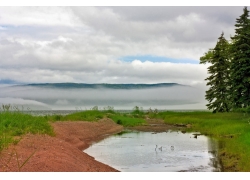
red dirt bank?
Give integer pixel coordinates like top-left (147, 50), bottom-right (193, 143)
top-left (0, 118), bottom-right (123, 172)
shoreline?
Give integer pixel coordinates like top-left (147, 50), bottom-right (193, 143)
top-left (0, 118), bottom-right (123, 172)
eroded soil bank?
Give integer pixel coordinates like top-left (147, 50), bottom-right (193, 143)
top-left (0, 118), bottom-right (123, 172)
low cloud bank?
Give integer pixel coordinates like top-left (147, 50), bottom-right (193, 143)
top-left (0, 85), bottom-right (207, 110)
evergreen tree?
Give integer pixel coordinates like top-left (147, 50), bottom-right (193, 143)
top-left (230, 7), bottom-right (250, 108)
top-left (200, 32), bottom-right (231, 112)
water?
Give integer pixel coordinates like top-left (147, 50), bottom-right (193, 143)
top-left (84, 130), bottom-right (221, 172)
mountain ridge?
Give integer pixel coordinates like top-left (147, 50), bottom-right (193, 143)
top-left (21, 83), bottom-right (186, 89)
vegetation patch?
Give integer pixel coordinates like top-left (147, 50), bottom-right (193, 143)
top-left (0, 111), bottom-right (54, 151)
top-left (109, 114), bottom-right (146, 127)
top-left (49, 110), bottom-right (105, 122)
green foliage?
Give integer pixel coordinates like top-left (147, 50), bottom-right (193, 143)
top-left (230, 7), bottom-right (250, 109)
top-left (200, 50), bottom-right (213, 64)
top-left (0, 111), bottom-right (54, 150)
top-left (152, 111), bottom-right (248, 134)
top-left (54, 115), bottom-right (62, 120)
top-left (146, 107), bottom-right (159, 115)
top-left (0, 133), bottom-right (12, 151)
top-left (108, 106), bottom-right (146, 126)
top-left (50, 110), bottom-right (104, 122)
top-left (131, 106), bottom-right (145, 118)
top-left (109, 114), bottom-right (146, 127)
top-left (103, 106), bottom-right (115, 113)
top-left (200, 32), bottom-right (231, 112)
top-left (232, 106), bottom-right (250, 114)
top-left (117, 119), bottom-right (122, 125)
top-left (91, 106), bottom-right (99, 111)
top-left (200, 7), bottom-right (250, 112)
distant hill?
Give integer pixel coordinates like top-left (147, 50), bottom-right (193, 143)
top-left (0, 79), bottom-right (20, 84)
top-left (21, 83), bottom-right (185, 89)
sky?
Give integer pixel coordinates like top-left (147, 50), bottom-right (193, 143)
top-left (0, 2), bottom-right (249, 87)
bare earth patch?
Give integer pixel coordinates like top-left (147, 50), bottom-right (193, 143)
top-left (0, 118), bottom-right (123, 172)
top-left (128, 118), bottom-right (179, 132)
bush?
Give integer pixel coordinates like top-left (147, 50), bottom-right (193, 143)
top-left (103, 106), bottom-right (115, 113)
top-left (91, 106), bottom-right (98, 111)
top-left (233, 107), bottom-right (250, 114)
top-left (132, 106), bottom-right (144, 114)
top-left (117, 119), bottom-right (122, 125)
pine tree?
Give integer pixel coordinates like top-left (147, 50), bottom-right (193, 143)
top-left (230, 6), bottom-right (250, 108)
top-left (200, 32), bottom-right (231, 112)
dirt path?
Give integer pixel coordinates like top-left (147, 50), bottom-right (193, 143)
top-left (0, 118), bottom-right (123, 172)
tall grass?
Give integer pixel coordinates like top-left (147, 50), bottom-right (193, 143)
top-left (0, 111), bottom-right (54, 150)
top-left (0, 105), bottom-right (146, 151)
top-left (48, 110), bottom-right (105, 122)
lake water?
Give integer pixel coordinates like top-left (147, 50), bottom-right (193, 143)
top-left (84, 130), bottom-right (221, 172)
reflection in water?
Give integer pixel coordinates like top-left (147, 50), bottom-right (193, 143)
top-left (84, 130), bottom-right (221, 172)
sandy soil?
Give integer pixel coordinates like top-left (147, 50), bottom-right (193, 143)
top-left (0, 118), bottom-right (123, 172)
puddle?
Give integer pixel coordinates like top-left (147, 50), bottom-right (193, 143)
top-left (84, 130), bottom-right (221, 172)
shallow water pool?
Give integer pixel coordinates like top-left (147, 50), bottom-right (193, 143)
top-left (84, 130), bottom-right (221, 172)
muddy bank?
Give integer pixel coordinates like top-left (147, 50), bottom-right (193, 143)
top-left (0, 118), bottom-right (123, 172)
top-left (128, 118), bottom-right (183, 132)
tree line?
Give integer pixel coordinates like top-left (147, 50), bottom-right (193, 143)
top-left (200, 7), bottom-right (250, 113)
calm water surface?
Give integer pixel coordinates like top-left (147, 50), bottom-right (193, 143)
top-left (84, 130), bottom-right (221, 172)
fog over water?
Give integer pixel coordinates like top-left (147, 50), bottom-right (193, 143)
top-left (0, 84), bottom-right (207, 111)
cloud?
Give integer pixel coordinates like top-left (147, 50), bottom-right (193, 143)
top-left (55, 99), bottom-right (70, 106)
top-left (0, 97), bottom-right (50, 111)
top-left (71, 6), bottom-right (241, 42)
top-left (0, 58), bottom-right (209, 85)
top-left (0, 7), bottom-right (82, 27)
top-left (0, 6), bottom-right (246, 86)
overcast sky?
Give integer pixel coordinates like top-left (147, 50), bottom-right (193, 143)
top-left (0, 4), bottom-right (248, 86)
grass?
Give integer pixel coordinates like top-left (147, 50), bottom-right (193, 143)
top-left (0, 111), bottom-right (54, 151)
top-left (108, 114), bottom-right (146, 127)
top-left (107, 106), bottom-right (146, 126)
top-left (48, 110), bottom-right (105, 122)
top-left (149, 111), bottom-right (250, 136)
top-left (0, 107), bottom-right (146, 151)
top-left (47, 106), bottom-right (146, 127)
